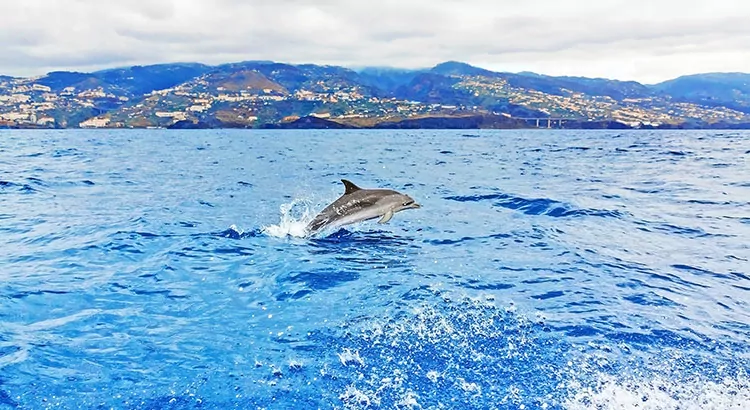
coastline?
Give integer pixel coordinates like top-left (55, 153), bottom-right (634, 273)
top-left (3, 114), bottom-right (750, 130)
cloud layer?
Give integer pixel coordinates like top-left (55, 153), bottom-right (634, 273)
top-left (1, 0), bottom-right (748, 83)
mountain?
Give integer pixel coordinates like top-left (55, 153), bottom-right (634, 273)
top-left (1, 60), bottom-right (749, 129)
top-left (503, 73), bottom-right (654, 100)
top-left (354, 67), bottom-right (421, 96)
top-left (93, 63), bottom-right (211, 97)
top-left (652, 73), bottom-right (750, 113)
top-left (395, 72), bottom-right (467, 103)
top-left (213, 61), bottom-right (374, 95)
top-left (430, 61), bottom-right (499, 77)
top-left (35, 71), bottom-right (103, 92)
top-left (32, 63), bottom-right (211, 97)
top-left (429, 62), bottom-right (653, 100)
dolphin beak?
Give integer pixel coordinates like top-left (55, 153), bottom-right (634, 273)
top-left (411, 203), bottom-right (421, 209)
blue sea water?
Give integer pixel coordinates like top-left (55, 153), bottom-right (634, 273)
top-left (0, 129), bottom-right (749, 409)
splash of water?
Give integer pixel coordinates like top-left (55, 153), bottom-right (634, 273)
top-left (563, 371), bottom-right (750, 410)
top-left (261, 198), bottom-right (317, 238)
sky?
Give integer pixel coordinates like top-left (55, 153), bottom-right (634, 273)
top-left (1, 0), bottom-right (748, 83)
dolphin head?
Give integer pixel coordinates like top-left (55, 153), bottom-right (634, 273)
top-left (385, 192), bottom-right (421, 212)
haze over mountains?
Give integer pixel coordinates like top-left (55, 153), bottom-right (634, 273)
top-left (1, 60), bottom-right (749, 129)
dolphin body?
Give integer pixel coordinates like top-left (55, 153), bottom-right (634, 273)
top-left (305, 179), bottom-right (421, 235)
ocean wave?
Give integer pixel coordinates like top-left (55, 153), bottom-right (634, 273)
top-left (445, 192), bottom-right (627, 218)
top-left (2, 129), bottom-right (749, 409)
top-left (0, 180), bottom-right (37, 193)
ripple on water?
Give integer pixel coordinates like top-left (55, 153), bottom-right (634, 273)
top-left (1, 129), bottom-right (749, 409)
top-left (445, 192), bottom-right (628, 218)
top-left (0, 180), bottom-right (38, 194)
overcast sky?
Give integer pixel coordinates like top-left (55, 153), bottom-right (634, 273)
top-left (1, 0), bottom-right (748, 83)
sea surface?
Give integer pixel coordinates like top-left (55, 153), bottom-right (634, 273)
top-left (1, 129), bottom-right (749, 409)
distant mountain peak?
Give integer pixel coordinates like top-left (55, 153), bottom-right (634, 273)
top-left (430, 61), bottom-right (497, 77)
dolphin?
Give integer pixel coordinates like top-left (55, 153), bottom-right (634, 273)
top-left (305, 179), bottom-right (421, 235)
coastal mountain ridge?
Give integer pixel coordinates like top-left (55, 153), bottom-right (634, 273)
top-left (1, 60), bottom-right (749, 129)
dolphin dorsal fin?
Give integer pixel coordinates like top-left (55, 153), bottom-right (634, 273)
top-left (341, 179), bottom-right (362, 195)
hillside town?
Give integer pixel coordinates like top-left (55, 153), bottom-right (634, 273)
top-left (1, 62), bottom-right (749, 129)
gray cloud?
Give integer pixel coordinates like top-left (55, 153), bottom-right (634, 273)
top-left (0, 0), bottom-right (748, 82)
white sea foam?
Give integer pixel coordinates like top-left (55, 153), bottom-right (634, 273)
top-left (330, 293), bottom-right (750, 409)
top-left (339, 385), bottom-right (376, 408)
top-left (261, 198), bottom-right (317, 238)
top-left (396, 391), bottom-right (420, 408)
top-left (338, 348), bottom-right (365, 367)
top-left (563, 372), bottom-right (750, 410)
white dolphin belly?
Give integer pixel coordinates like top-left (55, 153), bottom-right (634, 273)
top-left (325, 204), bottom-right (389, 230)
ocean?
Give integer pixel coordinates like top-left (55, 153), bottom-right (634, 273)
top-left (0, 129), bottom-right (748, 409)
